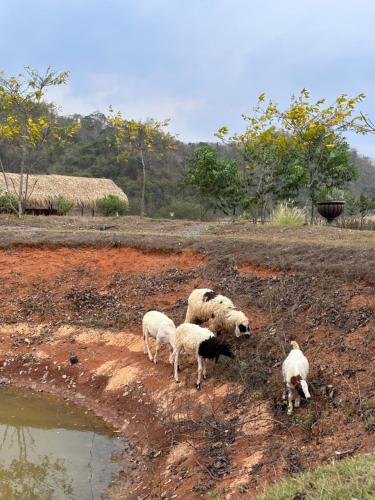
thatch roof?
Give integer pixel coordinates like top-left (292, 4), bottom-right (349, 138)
top-left (0, 173), bottom-right (128, 209)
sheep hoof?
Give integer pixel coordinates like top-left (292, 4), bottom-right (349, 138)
top-left (153, 359), bottom-right (157, 364)
top-left (203, 374), bottom-right (207, 380)
top-left (175, 380), bottom-right (180, 384)
top-left (287, 408), bottom-right (293, 416)
top-left (196, 383), bottom-right (201, 390)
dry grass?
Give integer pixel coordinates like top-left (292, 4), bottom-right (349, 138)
top-left (271, 203), bottom-right (306, 226)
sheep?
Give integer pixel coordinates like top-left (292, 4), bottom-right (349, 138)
top-left (185, 288), bottom-right (250, 338)
top-left (174, 323), bottom-right (234, 389)
top-left (282, 341), bottom-right (311, 415)
top-left (142, 310), bottom-right (176, 365)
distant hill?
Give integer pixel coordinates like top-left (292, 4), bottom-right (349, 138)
top-left (1, 111), bottom-right (374, 217)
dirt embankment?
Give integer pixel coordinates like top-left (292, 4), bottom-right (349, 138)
top-left (0, 238), bottom-right (374, 498)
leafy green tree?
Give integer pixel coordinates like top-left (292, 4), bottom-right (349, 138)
top-left (218, 90), bottom-right (367, 223)
top-left (217, 116), bottom-right (304, 223)
top-left (0, 66), bottom-right (80, 216)
top-left (96, 194), bottom-right (128, 216)
top-left (108, 109), bottom-right (176, 216)
top-left (186, 146), bottom-right (243, 218)
top-left (276, 89), bottom-right (364, 221)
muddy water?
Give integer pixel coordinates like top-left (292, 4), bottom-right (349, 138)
top-left (0, 387), bottom-right (121, 500)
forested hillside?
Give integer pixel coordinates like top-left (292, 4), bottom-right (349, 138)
top-left (0, 111), bottom-right (374, 218)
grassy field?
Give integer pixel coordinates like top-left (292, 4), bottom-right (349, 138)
top-left (259, 454), bottom-right (375, 500)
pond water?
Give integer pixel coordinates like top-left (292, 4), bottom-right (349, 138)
top-left (0, 387), bottom-right (122, 500)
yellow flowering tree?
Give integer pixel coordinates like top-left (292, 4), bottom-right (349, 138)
top-left (217, 89), bottom-right (366, 223)
top-left (279, 89), bottom-right (365, 220)
top-left (216, 95), bottom-right (304, 223)
top-left (108, 109), bottom-right (176, 216)
top-left (0, 66), bottom-right (80, 216)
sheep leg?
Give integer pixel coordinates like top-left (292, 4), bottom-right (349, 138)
top-left (202, 359), bottom-right (208, 380)
top-left (174, 348), bottom-right (180, 383)
top-left (196, 355), bottom-right (203, 390)
top-left (294, 390), bottom-right (301, 408)
top-left (168, 345), bottom-right (175, 365)
top-left (287, 389), bottom-right (294, 416)
top-left (143, 327), bottom-right (153, 362)
top-left (143, 327), bottom-right (147, 354)
top-left (282, 386), bottom-right (287, 401)
top-left (153, 337), bottom-right (161, 364)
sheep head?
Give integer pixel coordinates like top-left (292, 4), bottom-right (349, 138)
top-left (198, 337), bottom-right (234, 362)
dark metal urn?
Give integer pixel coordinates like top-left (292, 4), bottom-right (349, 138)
top-left (317, 201), bottom-right (345, 224)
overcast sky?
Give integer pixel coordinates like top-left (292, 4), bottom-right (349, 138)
top-left (1, 0), bottom-right (375, 158)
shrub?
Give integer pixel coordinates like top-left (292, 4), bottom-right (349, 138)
top-left (0, 190), bottom-right (17, 213)
top-left (96, 194), bottom-right (128, 216)
top-left (155, 200), bottom-right (201, 220)
top-left (344, 193), bottom-right (375, 217)
top-left (271, 203), bottom-right (305, 226)
top-left (316, 186), bottom-right (345, 202)
top-left (54, 195), bottom-right (74, 215)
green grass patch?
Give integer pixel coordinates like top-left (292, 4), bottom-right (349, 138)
top-left (258, 454), bottom-right (375, 500)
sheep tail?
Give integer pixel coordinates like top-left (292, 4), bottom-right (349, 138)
top-left (291, 341), bottom-right (300, 350)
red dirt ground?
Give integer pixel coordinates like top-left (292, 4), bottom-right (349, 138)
top-left (236, 261), bottom-right (282, 278)
top-left (0, 247), bottom-right (204, 283)
top-left (0, 244), bottom-right (374, 499)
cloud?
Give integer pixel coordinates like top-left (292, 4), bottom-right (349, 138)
top-left (45, 73), bottom-right (205, 140)
top-left (3, 0), bottom-right (375, 155)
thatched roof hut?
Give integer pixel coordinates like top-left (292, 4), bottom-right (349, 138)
top-left (0, 173), bottom-right (128, 214)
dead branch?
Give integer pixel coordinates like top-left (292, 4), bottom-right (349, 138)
top-left (334, 446), bottom-right (359, 459)
top-left (360, 112), bottom-right (375, 133)
top-left (25, 178), bottom-right (39, 204)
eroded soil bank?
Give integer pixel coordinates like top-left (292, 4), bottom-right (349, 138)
top-left (0, 243), bottom-right (374, 499)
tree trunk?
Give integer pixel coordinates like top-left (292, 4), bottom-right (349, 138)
top-left (308, 168), bottom-right (315, 225)
top-left (18, 146), bottom-right (26, 218)
top-left (140, 150), bottom-right (146, 218)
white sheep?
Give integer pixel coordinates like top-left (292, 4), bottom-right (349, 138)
top-left (142, 310), bottom-right (176, 364)
top-left (174, 323), bottom-right (234, 389)
top-left (282, 341), bottom-right (311, 415)
top-left (185, 288), bottom-right (250, 337)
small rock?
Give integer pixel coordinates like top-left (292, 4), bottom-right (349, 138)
top-left (70, 354), bottom-right (78, 365)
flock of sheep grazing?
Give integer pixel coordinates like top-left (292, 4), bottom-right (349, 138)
top-left (142, 287), bottom-right (311, 414)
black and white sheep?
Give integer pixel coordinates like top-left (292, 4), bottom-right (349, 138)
top-left (185, 288), bottom-right (250, 337)
top-left (174, 323), bottom-right (234, 389)
top-left (282, 341), bottom-right (311, 415)
top-left (142, 310), bottom-right (176, 364)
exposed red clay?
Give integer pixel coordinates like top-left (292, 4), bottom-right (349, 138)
top-left (0, 245), bottom-right (374, 499)
top-left (0, 246), bottom-right (205, 285)
top-left (236, 261), bottom-right (282, 278)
